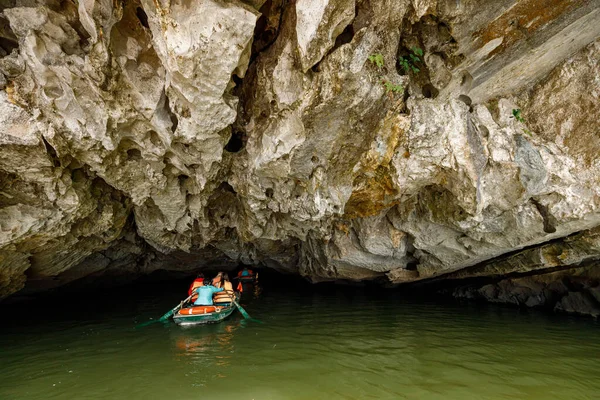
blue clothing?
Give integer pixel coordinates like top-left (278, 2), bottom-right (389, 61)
top-left (193, 285), bottom-right (224, 306)
top-left (241, 269), bottom-right (250, 276)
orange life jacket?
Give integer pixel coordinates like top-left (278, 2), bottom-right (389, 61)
top-left (188, 278), bottom-right (204, 300)
top-left (214, 281), bottom-right (233, 302)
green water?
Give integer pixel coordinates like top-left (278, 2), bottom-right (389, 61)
top-left (1, 280), bottom-right (599, 399)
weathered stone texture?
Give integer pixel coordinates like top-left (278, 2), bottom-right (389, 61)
top-left (0, 0), bottom-right (599, 317)
top-left (452, 262), bottom-right (600, 318)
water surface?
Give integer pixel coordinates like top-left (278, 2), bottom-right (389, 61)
top-left (1, 280), bottom-right (599, 399)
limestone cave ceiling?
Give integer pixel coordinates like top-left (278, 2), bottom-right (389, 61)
top-left (0, 0), bottom-right (599, 309)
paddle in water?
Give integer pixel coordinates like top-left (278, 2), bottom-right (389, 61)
top-left (227, 290), bottom-right (262, 323)
top-left (136, 293), bottom-right (193, 328)
top-left (232, 297), bottom-right (251, 319)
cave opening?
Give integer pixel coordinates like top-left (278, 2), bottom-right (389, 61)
top-left (311, 22), bottom-right (355, 73)
top-left (458, 94), bottom-right (472, 106)
top-left (41, 136), bottom-right (61, 167)
top-left (136, 7), bottom-right (150, 29)
top-left (127, 148), bottom-right (142, 161)
top-left (405, 261), bottom-right (418, 271)
top-left (422, 84), bottom-right (439, 99)
top-left (165, 95), bottom-right (179, 133)
top-left (224, 130), bottom-right (245, 153)
top-left (2, 0), bottom-right (600, 395)
top-left (0, 15), bottom-right (18, 56)
top-left (218, 181), bottom-right (236, 194)
top-left (250, 0), bottom-right (284, 63)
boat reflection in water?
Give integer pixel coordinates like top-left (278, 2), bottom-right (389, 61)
top-left (170, 279), bottom-right (263, 380)
top-left (173, 321), bottom-right (241, 371)
top-left (171, 280), bottom-right (262, 366)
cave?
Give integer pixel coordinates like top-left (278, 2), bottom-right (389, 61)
top-left (0, 0), bottom-right (597, 319)
top-left (1, 0), bottom-right (600, 397)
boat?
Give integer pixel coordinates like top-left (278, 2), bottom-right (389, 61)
top-left (237, 272), bottom-right (258, 283)
top-left (173, 293), bottom-right (240, 327)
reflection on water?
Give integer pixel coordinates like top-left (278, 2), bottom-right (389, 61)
top-left (1, 280), bottom-right (599, 400)
top-left (174, 322), bottom-right (240, 369)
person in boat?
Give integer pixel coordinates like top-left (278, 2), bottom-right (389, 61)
top-left (237, 267), bottom-right (254, 278)
top-left (213, 275), bottom-right (234, 304)
top-left (193, 284), bottom-right (224, 306)
top-left (188, 273), bottom-right (205, 301)
top-left (212, 271), bottom-right (224, 288)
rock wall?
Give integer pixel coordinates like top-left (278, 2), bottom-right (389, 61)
top-left (0, 0), bottom-right (599, 315)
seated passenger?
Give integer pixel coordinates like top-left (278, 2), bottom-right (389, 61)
top-left (214, 275), bottom-right (234, 303)
top-left (212, 272), bottom-right (224, 288)
top-left (193, 285), bottom-right (224, 306)
top-left (188, 273), bottom-right (205, 301)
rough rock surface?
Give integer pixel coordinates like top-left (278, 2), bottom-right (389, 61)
top-left (0, 0), bottom-right (599, 316)
top-left (451, 263), bottom-right (600, 318)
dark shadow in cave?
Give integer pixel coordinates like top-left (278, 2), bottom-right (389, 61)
top-left (136, 7), bottom-right (150, 29)
top-left (224, 131), bottom-right (245, 153)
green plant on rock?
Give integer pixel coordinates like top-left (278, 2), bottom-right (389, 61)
top-left (512, 108), bottom-right (532, 136)
top-left (512, 108), bottom-right (525, 123)
top-left (368, 54), bottom-right (403, 95)
top-left (399, 46), bottom-right (423, 74)
top-left (382, 80), bottom-right (404, 94)
top-left (368, 53), bottom-right (385, 69)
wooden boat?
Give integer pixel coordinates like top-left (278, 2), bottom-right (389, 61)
top-left (237, 272), bottom-right (258, 283)
top-left (173, 293), bottom-right (240, 327)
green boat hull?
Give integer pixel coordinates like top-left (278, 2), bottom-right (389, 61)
top-left (173, 293), bottom-right (240, 326)
top-left (173, 305), bottom-right (236, 326)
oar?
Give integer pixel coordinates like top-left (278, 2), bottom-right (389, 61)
top-left (226, 290), bottom-right (262, 323)
top-left (158, 294), bottom-right (191, 321)
top-left (137, 293), bottom-right (194, 328)
top-left (232, 297), bottom-right (252, 320)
